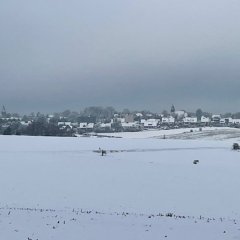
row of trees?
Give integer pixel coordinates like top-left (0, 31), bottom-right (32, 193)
top-left (3, 105), bottom-right (240, 123)
top-left (19, 107), bottom-right (118, 123)
top-left (0, 116), bottom-right (74, 136)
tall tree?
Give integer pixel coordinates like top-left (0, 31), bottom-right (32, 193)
top-left (170, 105), bottom-right (175, 113)
top-left (196, 108), bottom-right (203, 121)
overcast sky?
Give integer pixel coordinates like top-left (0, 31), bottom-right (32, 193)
top-left (0, 0), bottom-right (240, 114)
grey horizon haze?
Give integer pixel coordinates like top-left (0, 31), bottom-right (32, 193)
top-left (0, 0), bottom-right (240, 114)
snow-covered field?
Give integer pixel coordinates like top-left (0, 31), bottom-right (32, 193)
top-left (1, 133), bottom-right (240, 239)
top-left (97, 127), bottom-right (240, 140)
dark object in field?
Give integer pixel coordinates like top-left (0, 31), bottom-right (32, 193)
top-left (233, 143), bottom-right (240, 150)
top-left (98, 147), bottom-right (107, 156)
top-left (193, 160), bottom-right (199, 164)
top-left (101, 150), bottom-right (107, 156)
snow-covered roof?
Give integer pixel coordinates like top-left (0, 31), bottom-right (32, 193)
top-left (79, 123), bottom-right (88, 128)
top-left (100, 123), bottom-right (112, 128)
top-left (162, 117), bottom-right (175, 123)
top-left (122, 122), bottom-right (138, 128)
top-left (58, 122), bottom-right (72, 126)
top-left (183, 117), bottom-right (197, 123)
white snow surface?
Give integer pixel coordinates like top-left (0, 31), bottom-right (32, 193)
top-left (96, 127), bottom-right (240, 140)
top-left (0, 134), bottom-right (240, 239)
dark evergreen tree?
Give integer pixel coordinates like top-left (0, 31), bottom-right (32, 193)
top-left (196, 109), bottom-right (203, 121)
top-left (170, 105), bottom-right (175, 113)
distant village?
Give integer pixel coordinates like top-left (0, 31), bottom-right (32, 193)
top-left (1, 105), bottom-right (240, 136)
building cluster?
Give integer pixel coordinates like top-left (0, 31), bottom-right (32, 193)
top-left (1, 105), bottom-right (240, 135)
top-left (57, 111), bottom-right (240, 133)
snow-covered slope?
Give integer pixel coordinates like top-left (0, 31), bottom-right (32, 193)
top-left (97, 127), bottom-right (240, 140)
top-left (0, 135), bottom-right (240, 239)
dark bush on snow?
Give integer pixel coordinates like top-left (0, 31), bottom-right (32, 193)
top-left (233, 143), bottom-right (240, 150)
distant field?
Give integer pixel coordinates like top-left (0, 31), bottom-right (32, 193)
top-left (98, 127), bottom-right (240, 140)
top-left (162, 128), bottom-right (240, 140)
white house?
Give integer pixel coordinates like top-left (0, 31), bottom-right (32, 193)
top-left (183, 117), bottom-right (197, 123)
top-left (100, 123), bottom-right (112, 128)
top-left (20, 121), bottom-right (32, 126)
top-left (121, 122), bottom-right (139, 129)
top-left (201, 116), bottom-right (210, 123)
top-left (79, 123), bottom-right (94, 129)
top-left (232, 119), bottom-right (240, 124)
top-left (162, 116), bottom-right (175, 124)
top-left (141, 119), bottom-right (159, 128)
top-left (87, 123), bottom-right (94, 129)
top-left (212, 115), bottom-right (221, 123)
top-left (220, 118), bottom-right (237, 124)
top-left (3, 117), bottom-right (22, 121)
top-left (79, 122), bottom-right (87, 128)
top-left (58, 122), bottom-right (72, 127)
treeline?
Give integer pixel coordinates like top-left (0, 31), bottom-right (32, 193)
top-left (0, 106), bottom-right (119, 137)
top-left (0, 117), bottom-right (74, 137)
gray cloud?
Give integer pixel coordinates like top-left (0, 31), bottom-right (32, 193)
top-left (0, 0), bottom-right (240, 113)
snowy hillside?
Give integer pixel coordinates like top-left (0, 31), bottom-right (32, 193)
top-left (97, 127), bottom-right (240, 140)
top-left (0, 135), bottom-right (240, 239)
